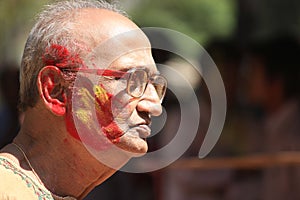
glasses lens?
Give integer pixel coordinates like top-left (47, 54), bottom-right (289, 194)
top-left (152, 75), bottom-right (167, 100)
top-left (128, 69), bottom-right (148, 97)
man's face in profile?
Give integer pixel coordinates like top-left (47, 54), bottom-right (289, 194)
top-left (65, 28), bottom-right (164, 159)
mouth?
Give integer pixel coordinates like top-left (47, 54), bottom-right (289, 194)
top-left (125, 124), bottom-right (151, 139)
top-left (135, 124), bottom-right (151, 139)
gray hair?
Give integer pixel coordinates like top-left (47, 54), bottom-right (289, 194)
top-left (20, 0), bottom-right (127, 112)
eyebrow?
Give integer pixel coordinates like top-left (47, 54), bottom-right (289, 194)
top-left (62, 66), bottom-right (161, 77)
top-left (62, 68), bottom-right (126, 77)
top-left (113, 65), bottom-right (148, 72)
top-left (133, 66), bottom-right (161, 75)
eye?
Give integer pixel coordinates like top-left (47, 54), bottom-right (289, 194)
top-left (102, 76), bottom-right (121, 80)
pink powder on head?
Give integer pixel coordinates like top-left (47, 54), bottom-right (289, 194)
top-left (42, 44), bottom-right (86, 68)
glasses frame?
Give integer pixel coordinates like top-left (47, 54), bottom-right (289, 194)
top-left (62, 67), bottom-right (167, 101)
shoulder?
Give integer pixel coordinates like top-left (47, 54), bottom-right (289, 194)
top-left (0, 156), bottom-right (53, 200)
top-left (0, 157), bottom-right (37, 199)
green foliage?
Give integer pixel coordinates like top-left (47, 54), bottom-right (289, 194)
top-left (0, 0), bottom-right (237, 63)
top-left (127, 0), bottom-right (237, 44)
top-left (0, 0), bottom-right (51, 63)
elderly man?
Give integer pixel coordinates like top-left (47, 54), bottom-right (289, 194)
top-left (0, 0), bottom-right (166, 199)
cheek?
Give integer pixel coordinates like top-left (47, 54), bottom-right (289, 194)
top-left (94, 85), bottom-right (124, 141)
top-left (64, 93), bottom-right (114, 150)
top-left (64, 84), bottom-right (129, 150)
top-left (110, 93), bottom-right (135, 121)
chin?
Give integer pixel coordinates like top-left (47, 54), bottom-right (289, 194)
top-left (114, 133), bottom-right (149, 157)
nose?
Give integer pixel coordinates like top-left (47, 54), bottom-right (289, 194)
top-left (136, 83), bottom-right (162, 116)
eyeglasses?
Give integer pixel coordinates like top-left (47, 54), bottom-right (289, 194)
top-left (62, 67), bottom-right (167, 101)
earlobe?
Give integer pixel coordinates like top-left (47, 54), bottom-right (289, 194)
top-left (37, 66), bottom-right (67, 116)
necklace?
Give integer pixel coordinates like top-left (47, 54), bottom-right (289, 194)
top-left (11, 142), bottom-right (77, 200)
top-left (11, 142), bottom-right (43, 185)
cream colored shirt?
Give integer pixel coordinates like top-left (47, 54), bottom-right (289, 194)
top-left (0, 156), bottom-right (53, 200)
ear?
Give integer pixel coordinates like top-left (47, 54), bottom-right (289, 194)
top-left (37, 66), bottom-right (67, 116)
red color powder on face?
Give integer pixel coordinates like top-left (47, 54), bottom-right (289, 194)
top-left (94, 85), bottom-right (124, 142)
top-left (65, 95), bottom-right (81, 141)
top-left (65, 80), bottom-right (124, 150)
top-left (42, 44), bottom-right (86, 68)
top-left (65, 97), bottom-right (114, 151)
top-left (65, 107), bottom-right (81, 141)
top-left (42, 44), bottom-right (124, 147)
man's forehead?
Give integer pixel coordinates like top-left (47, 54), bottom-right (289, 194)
top-left (74, 8), bottom-right (153, 70)
top-left (109, 49), bottom-right (157, 73)
top-left (75, 8), bottom-right (142, 41)
top-left (77, 8), bottom-right (130, 24)
top-left (83, 29), bottom-right (154, 71)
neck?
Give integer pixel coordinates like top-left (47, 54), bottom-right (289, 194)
top-left (12, 132), bottom-right (116, 199)
top-left (7, 106), bottom-right (128, 199)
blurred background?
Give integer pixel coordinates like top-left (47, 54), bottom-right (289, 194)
top-left (1, 0), bottom-right (300, 199)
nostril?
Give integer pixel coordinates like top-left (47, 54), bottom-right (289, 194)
top-left (136, 99), bottom-right (162, 117)
top-left (137, 111), bottom-right (151, 124)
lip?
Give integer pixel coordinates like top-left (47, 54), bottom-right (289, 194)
top-left (134, 124), bottom-right (151, 139)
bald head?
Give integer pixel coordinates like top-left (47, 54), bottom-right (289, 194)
top-left (72, 8), bottom-right (152, 69)
top-left (74, 8), bottom-right (151, 57)
top-left (77, 9), bottom-right (139, 38)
